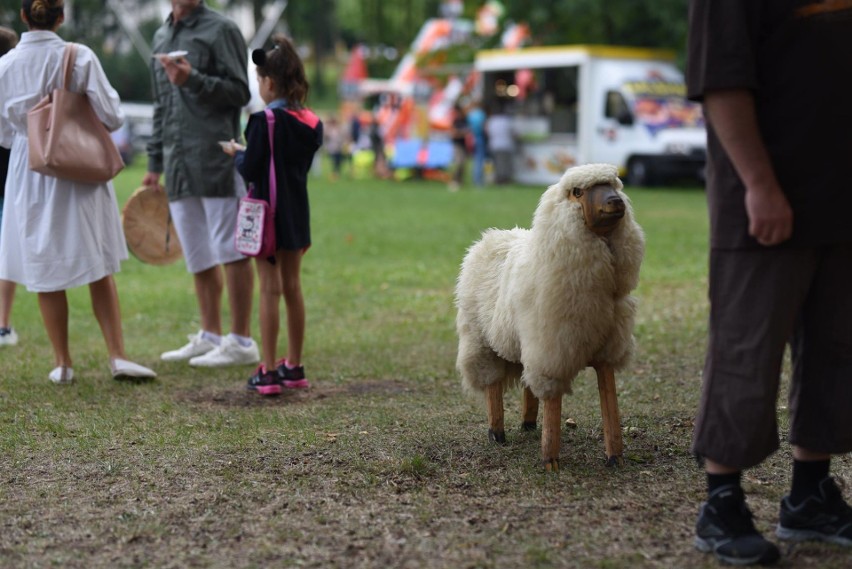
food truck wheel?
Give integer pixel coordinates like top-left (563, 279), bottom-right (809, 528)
top-left (626, 158), bottom-right (654, 187)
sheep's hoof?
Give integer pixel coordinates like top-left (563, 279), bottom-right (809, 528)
top-left (488, 429), bottom-right (506, 444)
top-left (543, 458), bottom-right (560, 472)
top-left (605, 455), bottom-right (624, 468)
top-left (521, 421), bottom-right (537, 432)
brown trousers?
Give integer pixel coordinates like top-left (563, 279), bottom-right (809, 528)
top-left (692, 244), bottom-right (852, 469)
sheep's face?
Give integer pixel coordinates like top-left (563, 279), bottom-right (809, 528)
top-left (567, 183), bottom-right (626, 238)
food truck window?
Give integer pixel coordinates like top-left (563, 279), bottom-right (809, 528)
top-left (605, 91), bottom-right (633, 125)
top-left (483, 66), bottom-right (579, 134)
top-left (538, 66), bottom-right (579, 134)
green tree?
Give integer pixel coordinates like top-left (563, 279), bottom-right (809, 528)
top-left (283, 0), bottom-right (336, 101)
top-left (0, 0), bottom-right (158, 101)
top-left (502, 0), bottom-right (688, 51)
top-left (0, 0), bottom-right (691, 101)
top-left (227, 0), bottom-right (337, 102)
top-left (334, 0), bottom-right (444, 78)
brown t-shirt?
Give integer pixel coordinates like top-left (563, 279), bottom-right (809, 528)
top-left (687, 0), bottom-right (852, 248)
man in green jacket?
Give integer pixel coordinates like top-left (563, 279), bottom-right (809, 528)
top-left (143, 0), bottom-right (259, 367)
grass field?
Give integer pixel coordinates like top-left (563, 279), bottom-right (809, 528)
top-left (1, 161), bottom-right (849, 568)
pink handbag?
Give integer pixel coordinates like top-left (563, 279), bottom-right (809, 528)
top-left (27, 43), bottom-right (125, 183)
top-left (235, 109), bottom-right (277, 258)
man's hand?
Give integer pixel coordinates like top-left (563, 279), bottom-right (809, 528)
top-left (155, 54), bottom-right (191, 87)
top-left (143, 171), bottom-right (162, 191)
top-left (705, 90), bottom-right (794, 246)
top-left (744, 182), bottom-right (793, 246)
top-left (218, 139), bottom-right (245, 157)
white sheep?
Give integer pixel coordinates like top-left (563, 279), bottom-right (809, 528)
top-left (455, 163), bottom-right (645, 470)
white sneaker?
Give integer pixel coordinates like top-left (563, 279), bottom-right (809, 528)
top-left (189, 335), bottom-right (259, 367)
top-left (161, 331), bottom-right (217, 362)
top-left (0, 327), bottom-right (18, 346)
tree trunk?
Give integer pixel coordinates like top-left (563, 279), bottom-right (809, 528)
top-left (311, 0), bottom-right (327, 99)
top-left (253, 0), bottom-right (265, 36)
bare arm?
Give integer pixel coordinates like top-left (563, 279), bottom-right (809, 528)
top-left (704, 89), bottom-right (793, 246)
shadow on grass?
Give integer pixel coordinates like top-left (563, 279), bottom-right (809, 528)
top-left (174, 379), bottom-right (412, 408)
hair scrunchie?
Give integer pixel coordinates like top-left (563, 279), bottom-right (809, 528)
top-left (251, 48), bottom-right (266, 67)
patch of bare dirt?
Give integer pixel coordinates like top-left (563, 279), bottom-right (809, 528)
top-left (4, 441), bottom-right (851, 569)
top-left (175, 379), bottom-right (413, 408)
top-left (4, 374), bottom-right (852, 569)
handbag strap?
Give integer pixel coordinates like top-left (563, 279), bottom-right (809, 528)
top-left (61, 43), bottom-right (77, 90)
top-left (264, 108), bottom-right (277, 212)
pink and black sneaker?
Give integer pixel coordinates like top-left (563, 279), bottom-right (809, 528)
top-left (246, 365), bottom-right (282, 396)
top-left (277, 359), bottom-right (310, 389)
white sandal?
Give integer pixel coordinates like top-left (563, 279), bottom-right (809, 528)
top-left (49, 366), bottom-right (74, 384)
top-left (111, 358), bottom-right (157, 380)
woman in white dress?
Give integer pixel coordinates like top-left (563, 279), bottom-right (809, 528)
top-left (0, 0), bottom-right (155, 383)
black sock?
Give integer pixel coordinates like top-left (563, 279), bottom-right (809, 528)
top-left (707, 471), bottom-right (742, 495)
top-left (789, 459), bottom-right (830, 506)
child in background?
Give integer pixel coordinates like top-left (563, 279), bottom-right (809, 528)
top-left (448, 103), bottom-right (469, 191)
top-left (223, 35), bottom-right (323, 396)
top-left (323, 115), bottom-right (345, 180)
top-left (0, 25), bottom-right (18, 347)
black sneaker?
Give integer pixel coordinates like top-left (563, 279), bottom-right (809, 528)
top-left (776, 476), bottom-right (852, 546)
top-left (695, 484), bottom-right (780, 566)
top-left (246, 365), bottom-right (282, 396)
top-left (276, 359), bottom-right (310, 389)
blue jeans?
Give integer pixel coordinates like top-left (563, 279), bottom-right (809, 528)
top-left (472, 141), bottom-right (486, 186)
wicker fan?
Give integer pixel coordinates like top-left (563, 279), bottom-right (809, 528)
top-left (121, 186), bottom-right (183, 265)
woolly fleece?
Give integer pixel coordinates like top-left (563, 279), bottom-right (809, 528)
top-left (455, 163), bottom-right (645, 399)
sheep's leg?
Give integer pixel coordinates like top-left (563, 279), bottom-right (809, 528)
top-left (521, 386), bottom-right (539, 431)
top-left (485, 382), bottom-right (506, 444)
top-left (541, 396), bottom-right (562, 471)
top-left (594, 363), bottom-right (624, 467)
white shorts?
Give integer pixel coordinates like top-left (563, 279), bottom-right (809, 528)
top-left (169, 175), bottom-right (247, 274)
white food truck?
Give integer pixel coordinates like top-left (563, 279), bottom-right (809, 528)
top-left (474, 45), bottom-right (706, 186)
